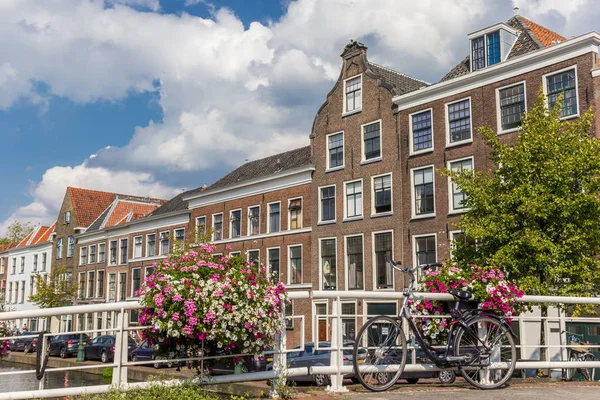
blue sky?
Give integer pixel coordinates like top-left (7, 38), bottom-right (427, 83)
top-left (1, 0), bottom-right (598, 234)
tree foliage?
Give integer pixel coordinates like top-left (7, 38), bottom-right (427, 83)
top-left (0, 221), bottom-right (37, 245)
top-left (29, 266), bottom-right (78, 309)
top-left (446, 90), bottom-right (600, 298)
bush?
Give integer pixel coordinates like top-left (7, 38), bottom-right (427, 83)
top-left (72, 381), bottom-right (218, 400)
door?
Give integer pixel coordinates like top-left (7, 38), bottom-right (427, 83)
top-left (318, 320), bottom-right (327, 342)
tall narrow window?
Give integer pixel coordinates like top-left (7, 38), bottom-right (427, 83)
top-left (248, 207), bottom-right (260, 235)
top-left (449, 158), bottom-right (473, 211)
top-left (87, 271), bottom-right (95, 298)
top-left (89, 245), bottom-right (97, 264)
top-left (415, 235), bottom-right (437, 267)
top-left (80, 247), bottom-right (87, 265)
top-left (41, 253), bottom-right (47, 271)
top-left (97, 271), bottom-right (104, 298)
top-left (363, 121), bottom-right (381, 160)
top-left (196, 217), bottom-right (206, 237)
top-left (120, 239), bottom-right (128, 264)
top-left (79, 273), bottom-right (85, 299)
top-left (119, 272), bottom-right (127, 301)
top-left (498, 83), bottom-right (526, 131)
top-left (175, 228), bottom-right (185, 243)
top-left (213, 214), bottom-right (223, 240)
top-left (268, 248), bottom-right (280, 281)
top-left (146, 234), bottom-right (156, 257)
top-left (447, 99), bottom-right (471, 143)
top-left (56, 238), bottom-right (63, 259)
top-left (546, 69), bottom-right (577, 118)
top-left (289, 246), bottom-right (302, 284)
top-left (67, 236), bottom-right (75, 257)
top-left (230, 210), bottom-right (241, 238)
top-left (134, 236), bottom-right (142, 258)
top-left (328, 133), bottom-right (344, 169)
top-left (109, 240), bottom-right (117, 265)
top-left (320, 186), bottom-right (335, 222)
top-left (98, 244), bottom-right (105, 264)
top-left (487, 31), bottom-right (500, 66)
top-left (374, 232), bottom-right (393, 289)
top-left (346, 181), bottom-right (362, 218)
top-left (373, 174), bottom-right (392, 214)
top-left (471, 36), bottom-right (485, 71)
top-left (268, 204), bottom-right (280, 233)
top-left (289, 199), bottom-right (302, 229)
top-left (320, 239), bottom-right (336, 290)
top-left (248, 250), bottom-right (260, 266)
top-left (413, 167), bottom-right (434, 216)
top-left (345, 75), bottom-right (361, 112)
top-left (33, 254), bottom-right (38, 272)
top-left (19, 257), bottom-right (24, 273)
top-left (132, 268), bottom-right (141, 296)
top-left (108, 273), bottom-right (116, 301)
top-left (347, 236), bottom-right (363, 290)
top-left (412, 110), bottom-right (432, 152)
top-left (160, 232), bottom-right (170, 254)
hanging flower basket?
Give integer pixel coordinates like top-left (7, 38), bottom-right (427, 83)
top-left (136, 244), bottom-right (288, 373)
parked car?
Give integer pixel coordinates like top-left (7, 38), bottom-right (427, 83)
top-left (49, 333), bottom-right (91, 358)
top-left (130, 340), bottom-right (177, 369)
top-left (10, 332), bottom-right (44, 353)
top-left (210, 349), bottom-right (267, 375)
top-left (84, 335), bottom-right (136, 363)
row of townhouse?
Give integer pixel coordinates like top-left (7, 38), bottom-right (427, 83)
top-left (3, 13), bottom-right (600, 347)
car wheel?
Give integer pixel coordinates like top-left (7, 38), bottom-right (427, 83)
top-left (438, 370), bottom-right (456, 384)
top-left (153, 356), bottom-right (162, 369)
top-left (241, 364), bottom-right (249, 374)
top-left (101, 351), bottom-right (109, 363)
top-left (24, 344), bottom-right (32, 354)
top-left (131, 355), bottom-right (138, 365)
top-left (406, 378), bottom-right (419, 384)
top-left (313, 373), bottom-right (330, 387)
top-left (60, 347), bottom-right (67, 359)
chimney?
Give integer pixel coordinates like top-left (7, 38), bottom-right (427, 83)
top-left (513, 7), bottom-right (519, 16)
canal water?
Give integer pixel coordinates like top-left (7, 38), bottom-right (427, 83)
top-left (0, 361), bottom-right (109, 394)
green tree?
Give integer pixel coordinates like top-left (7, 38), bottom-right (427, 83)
top-left (446, 90), bottom-right (600, 299)
top-left (29, 266), bottom-right (78, 309)
top-left (0, 221), bottom-right (37, 245)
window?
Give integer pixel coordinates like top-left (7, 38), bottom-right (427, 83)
top-left (374, 232), bottom-right (393, 289)
top-left (33, 254), bottom-right (38, 272)
top-left (411, 110), bottom-right (433, 153)
top-left (146, 234), bottom-right (156, 257)
top-left (449, 158), bottom-right (473, 212)
top-left (56, 238), bottom-right (63, 259)
top-left (98, 244), bottom-right (105, 264)
top-left (7, 282), bottom-right (12, 303)
top-left (97, 271), bottom-right (104, 298)
top-left (487, 31), bottom-right (500, 66)
top-left (230, 251), bottom-right (241, 257)
top-left (248, 207), bottom-right (260, 235)
top-left (414, 235), bottom-right (437, 267)
top-left (133, 236), bottom-right (142, 258)
top-left (362, 121), bottom-right (381, 161)
top-left (289, 245), bottom-right (302, 284)
top-left (285, 301), bottom-right (294, 330)
top-left (87, 271), bottom-right (95, 298)
top-left (320, 186), bottom-right (335, 222)
top-left (342, 302), bottom-right (356, 341)
top-left (145, 266), bottom-right (155, 278)
top-left (447, 98), bottom-right (471, 144)
top-left (471, 36), bottom-right (485, 71)
top-left (64, 211), bottom-right (71, 224)
top-left (120, 239), bottom-right (128, 264)
top-left (372, 174), bottom-right (392, 214)
top-left (346, 236), bottom-right (363, 290)
top-left (320, 239), bottom-right (336, 290)
top-left (108, 273), bottom-right (116, 301)
top-left (160, 232), bottom-right (170, 254)
top-left (132, 268), bottom-right (141, 296)
top-left (0, 258), bottom-right (4, 274)
top-left (30, 276), bottom-right (35, 296)
top-left (89, 245), bottom-right (97, 264)
top-left (41, 253), bottom-right (47, 271)
top-left (78, 273), bottom-right (85, 298)
top-left (109, 240), bottom-right (117, 265)
top-left (213, 214), bottom-right (223, 241)
top-left (288, 199), bottom-right (302, 229)
top-left (11, 258), bottom-right (15, 274)
top-left (248, 249), bottom-right (260, 266)
top-left (345, 180), bottom-right (362, 219)
top-left (344, 75), bottom-right (361, 113)
top-left (449, 231), bottom-right (475, 259)
top-left (412, 166), bottom-right (435, 217)
top-left (327, 132), bottom-right (344, 169)
top-left (230, 210), bottom-right (241, 238)
top-left (175, 228), bottom-right (185, 243)
top-left (80, 247), bottom-right (87, 265)
top-left (497, 83), bottom-right (526, 132)
top-left (20, 280), bottom-right (25, 303)
top-left (472, 30), bottom-right (501, 71)
top-left (196, 216), bottom-right (206, 237)
top-left (268, 203), bottom-right (280, 233)
top-left (545, 68), bottom-right (578, 118)
top-left (119, 272), bottom-right (127, 301)
top-left (268, 248), bottom-right (280, 281)
top-left (20, 256), bottom-right (24, 273)
top-left (67, 236), bottom-right (74, 257)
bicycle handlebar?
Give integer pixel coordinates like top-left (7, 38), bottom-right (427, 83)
top-left (389, 260), bottom-right (444, 274)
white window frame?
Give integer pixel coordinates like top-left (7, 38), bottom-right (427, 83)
top-left (229, 209), bottom-right (242, 239)
top-left (229, 251), bottom-right (241, 257)
top-left (287, 197), bottom-right (303, 230)
top-left (410, 164), bottom-right (436, 219)
top-left (131, 267), bottom-right (141, 297)
top-left (287, 244), bottom-right (303, 285)
top-left (343, 73), bottom-right (362, 115)
top-left (318, 184), bottom-right (336, 224)
top-left (344, 233), bottom-right (365, 291)
top-left (542, 65), bottom-right (579, 120)
top-left (409, 108), bottom-right (434, 156)
top-left (79, 246), bottom-right (87, 266)
top-left (174, 228), bottom-right (185, 243)
top-left (96, 270), bottom-right (105, 298)
top-left (447, 156), bottom-right (474, 214)
top-left (108, 273), bottom-right (116, 301)
top-left (449, 230), bottom-right (464, 259)
top-left (445, 97), bottom-right (473, 147)
top-left (247, 249), bottom-right (260, 265)
top-left (89, 244), bottom-right (97, 264)
top-left (412, 233), bottom-right (438, 277)
top-left (109, 240), bottom-right (117, 265)
top-left (195, 216), bottom-right (207, 237)
top-left (371, 229), bottom-right (395, 291)
top-left (159, 231), bottom-right (170, 255)
top-left (133, 236), bottom-right (143, 259)
top-left (212, 213), bottom-right (223, 241)
top-left (326, 131), bottom-right (345, 172)
top-left (78, 272), bottom-right (85, 299)
top-left (318, 237), bottom-right (337, 291)
top-left (247, 205), bottom-right (261, 236)
top-left (119, 238), bottom-right (128, 265)
top-left (495, 80), bottom-right (528, 135)
top-left (67, 235), bottom-right (75, 258)
top-left (266, 246), bottom-right (281, 281)
top-left (145, 234), bottom-right (156, 257)
top-left (371, 172), bottom-right (393, 217)
top-left (343, 178), bottom-right (363, 221)
top-left (56, 238), bottom-right (63, 259)
top-left (87, 271), bottom-right (95, 298)
top-left (313, 300), bottom-right (329, 342)
top-left (361, 119), bottom-right (383, 164)
top-left (267, 202), bottom-right (281, 234)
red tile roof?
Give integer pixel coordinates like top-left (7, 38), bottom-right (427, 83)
top-left (519, 16), bottom-right (566, 47)
top-left (104, 201), bottom-right (161, 228)
top-left (16, 224), bottom-right (55, 248)
top-left (0, 243), bottom-right (17, 252)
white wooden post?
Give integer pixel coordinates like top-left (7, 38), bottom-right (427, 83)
top-left (270, 303), bottom-right (287, 398)
top-left (326, 297), bottom-right (348, 393)
top-left (112, 308), bottom-right (128, 387)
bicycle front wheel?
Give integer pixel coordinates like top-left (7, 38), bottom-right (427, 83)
top-left (565, 353), bottom-right (577, 381)
top-left (454, 316), bottom-right (516, 389)
top-left (582, 353), bottom-right (596, 381)
top-left (353, 315), bottom-right (407, 392)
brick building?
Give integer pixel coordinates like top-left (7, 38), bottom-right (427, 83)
top-left (0, 243), bottom-right (17, 308)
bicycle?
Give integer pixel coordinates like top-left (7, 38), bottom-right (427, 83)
top-left (352, 260), bottom-right (517, 391)
top-left (564, 332), bottom-right (596, 381)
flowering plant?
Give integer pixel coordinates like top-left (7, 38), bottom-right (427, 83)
top-left (0, 321), bottom-right (10, 360)
top-left (408, 264), bottom-right (524, 344)
top-left (137, 244), bottom-right (287, 372)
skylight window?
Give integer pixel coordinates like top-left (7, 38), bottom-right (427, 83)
top-left (468, 23), bottom-right (517, 72)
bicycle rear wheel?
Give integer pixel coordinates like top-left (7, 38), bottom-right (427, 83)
top-left (582, 353), bottom-right (596, 381)
top-left (565, 354), bottom-right (577, 381)
top-left (353, 316), bottom-right (407, 392)
top-left (454, 316), bottom-right (516, 389)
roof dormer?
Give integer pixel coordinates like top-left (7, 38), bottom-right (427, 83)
top-left (468, 23), bottom-right (519, 72)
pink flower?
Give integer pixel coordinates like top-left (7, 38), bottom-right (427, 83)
top-left (172, 293), bottom-right (183, 302)
top-left (189, 317), bottom-right (198, 326)
top-left (154, 293), bottom-right (164, 307)
top-left (213, 289), bottom-right (223, 297)
top-left (172, 312), bottom-right (180, 321)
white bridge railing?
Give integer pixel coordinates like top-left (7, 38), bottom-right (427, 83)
top-left (0, 291), bottom-right (599, 399)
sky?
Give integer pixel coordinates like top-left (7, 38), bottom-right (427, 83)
top-left (0, 0), bottom-right (599, 235)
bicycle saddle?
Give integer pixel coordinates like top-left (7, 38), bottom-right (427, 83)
top-left (450, 289), bottom-right (474, 301)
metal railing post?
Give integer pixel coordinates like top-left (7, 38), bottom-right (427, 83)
top-left (112, 308), bottom-right (128, 387)
top-left (326, 296), bottom-right (348, 393)
top-left (38, 331), bottom-right (47, 391)
top-left (270, 303), bottom-right (287, 398)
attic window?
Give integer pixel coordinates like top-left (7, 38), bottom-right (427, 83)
top-left (469, 23), bottom-right (517, 72)
top-left (344, 75), bottom-right (362, 114)
top-left (64, 211), bottom-right (71, 224)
